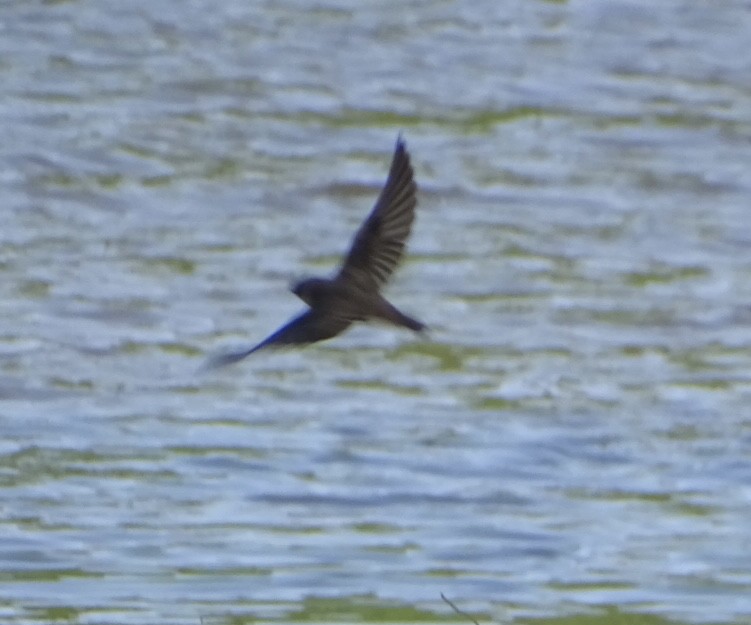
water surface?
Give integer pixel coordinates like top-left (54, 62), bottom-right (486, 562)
top-left (1, 1), bottom-right (750, 624)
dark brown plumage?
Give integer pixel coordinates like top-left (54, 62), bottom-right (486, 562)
top-left (208, 137), bottom-right (424, 368)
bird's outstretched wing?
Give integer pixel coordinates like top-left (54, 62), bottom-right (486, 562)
top-left (338, 137), bottom-right (417, 289)
top-left (203, 310), bottom-right (353, 369)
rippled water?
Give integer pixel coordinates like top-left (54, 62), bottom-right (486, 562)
top-left (1, 1), bottom-right (750, 624)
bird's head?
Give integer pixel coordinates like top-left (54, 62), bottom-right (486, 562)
top-left (291, 277), bottom-right (329, 307)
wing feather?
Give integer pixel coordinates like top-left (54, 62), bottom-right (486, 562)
top-left (338, 137), bottom-right (417, 289)
top-left (204, 310), bottom-right (352, 368)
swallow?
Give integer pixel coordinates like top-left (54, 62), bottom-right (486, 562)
top-left (207, 136), bottom-right (425, 368)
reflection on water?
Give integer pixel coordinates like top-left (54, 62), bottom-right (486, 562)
top-left (1, 0), bottom-right (750, 624)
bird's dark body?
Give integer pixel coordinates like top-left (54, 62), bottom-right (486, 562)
top-left (207, 137), bottom-right (424, 368)
top-left (294, 277), bottom-right (424, 330)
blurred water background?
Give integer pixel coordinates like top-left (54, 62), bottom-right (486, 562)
top-left (1, 1), bottom-right (750, 624)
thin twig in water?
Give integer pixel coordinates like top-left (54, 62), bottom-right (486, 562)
top-left (441, 592), bottom-right (481, 625)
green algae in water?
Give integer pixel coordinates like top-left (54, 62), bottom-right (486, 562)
top-left (285, 595), bottom-right (477, 623)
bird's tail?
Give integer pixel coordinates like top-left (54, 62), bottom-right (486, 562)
top-left (380, 301), bottom-right (426, 333)
top-left (397, 310), bottom-right (427, 333)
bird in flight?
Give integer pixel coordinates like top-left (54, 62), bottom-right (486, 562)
top-left (207, 136), bottom-right (425, 368)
